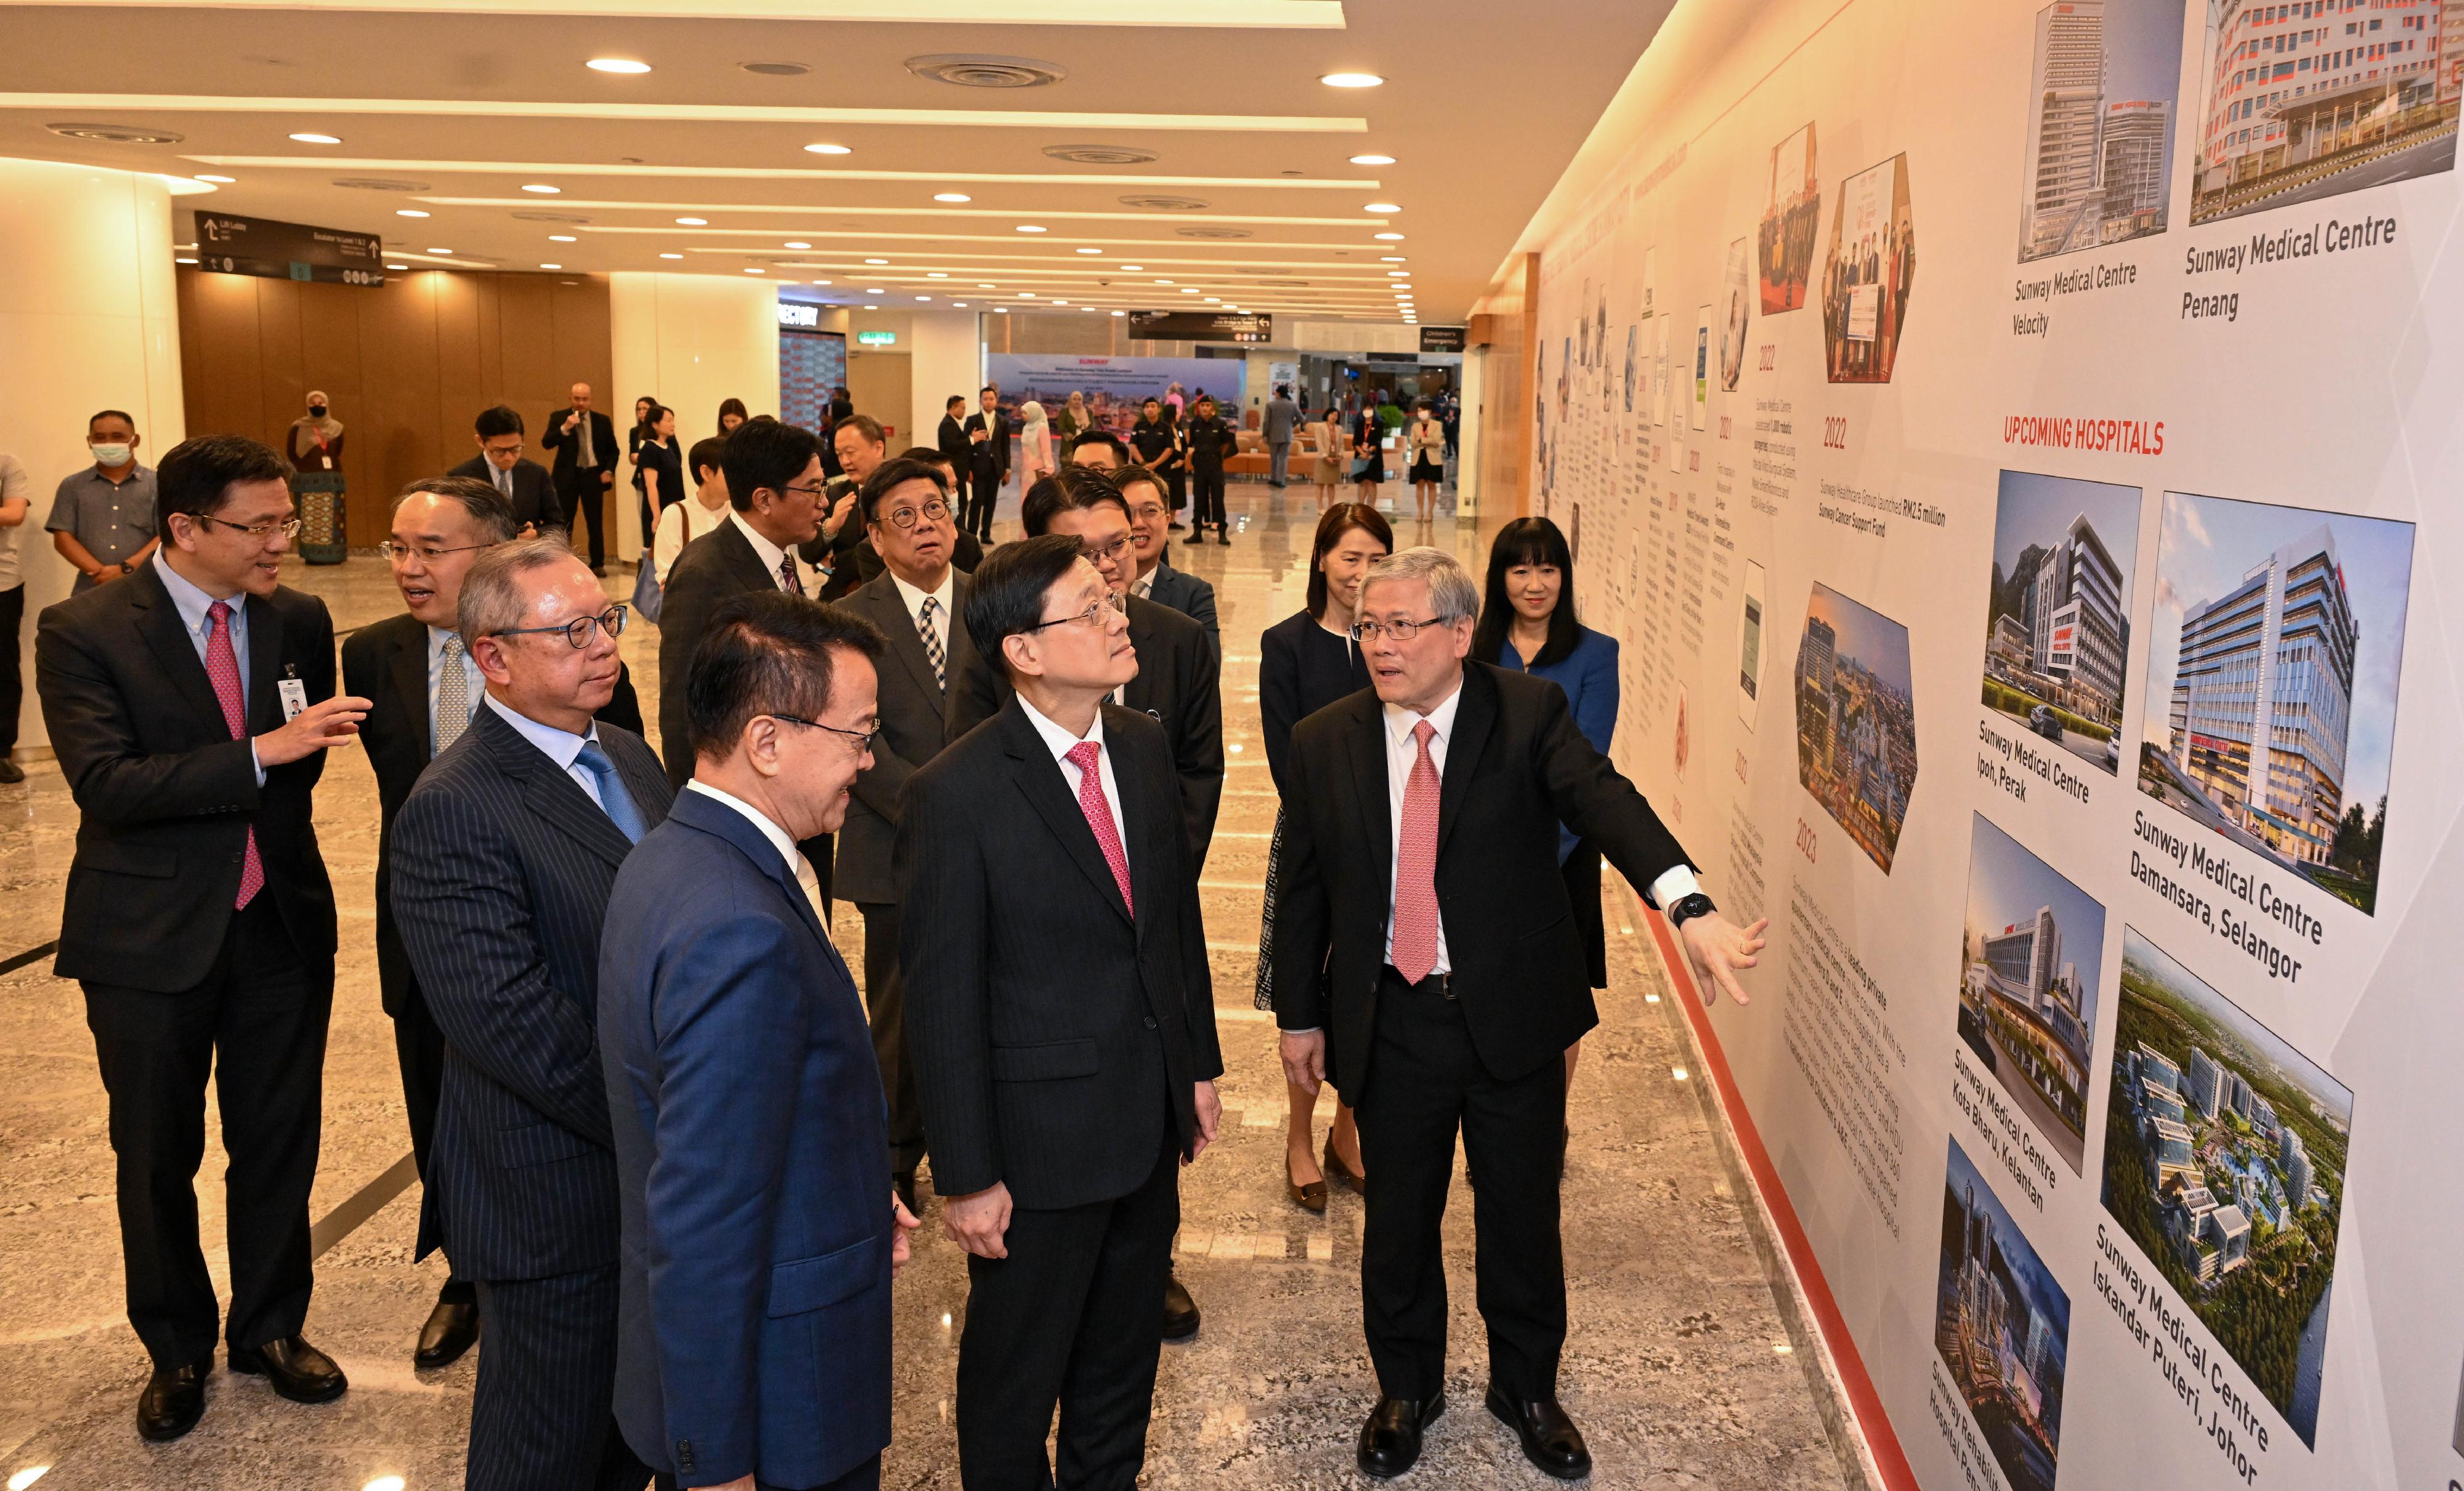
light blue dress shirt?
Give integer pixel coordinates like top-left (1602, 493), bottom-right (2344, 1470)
top-left (151, 550), bottom-right (264, 784)
top-left (483, 692), bottom-right (610, 810)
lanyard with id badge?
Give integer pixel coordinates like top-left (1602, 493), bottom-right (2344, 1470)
top-left (278, 663), bottom-right (309, 722)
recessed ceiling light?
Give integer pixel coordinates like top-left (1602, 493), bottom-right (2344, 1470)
top-left (521, 183), bottom-right (562, 194)
top-left (1349, 153), bottom-right (1396, 166)
top-left (927, 272), bottom-right (948, 278)
top-left (916, 294), bottom-right (931, 301)
top-left (1364, 202), bottom-right (1401, 214)
top-left (549, 234), bottom-right (577, 242)
top-left (1154, 278), bottom-right (1173, 285)
top-left (744, 60), bottom-right (811, 76)
top-left (1387, 270), bottom-right (1408, 277)
top-left (784, 240), bottom-right (811, 249)
top-left (978, 282), bottom-right (996, 288)
top-left (1374, 232), bottom-right (1405, 241)
top-left (195, 173), bottom-right (237, 184)
top-left (288, 131), bottom-right (342, 144)
top-left (1076, 247), bottom-right (1103, 254)
top-left (1052, 298), bottom-right (1068, 305)
top-left (1380, 255), bottom-right (1406, 262)
top-left (541, 262), bottom-right (562, 269)
top-left (995, 307), bottom-right (1009, 313)
top-left (1320, 72), bottom-right (1384, 88)
top-left (803, 142), bottom-right (851, 155)
top-left (1111, 309), bottom-right (1125, 317)
top-left (953, 301), bottom-right (967, 307)
top-left (385, 262), bottom-right (408, 270)
top-left (675, 216), bottom-right (706, 225)
top-left (1204, 297), bottom-right (1220, 303)
top-left (1180, 288), bottom-right (1199, 294)
top-left (745, 267), bottom-right (766, 273)
top-left (1082, 305), bottom-right (1100, 312)
top-left (867, 287), bottom-right (885, 293)
top-left (1120, 264), bottom-right (1143, 271)
top-left (427, 246), bottom-right (453, 254)
top-left (586, 57), bottom-right (652, 74)
top-left (396, 208), bottom-right (429, 217)
top-left (175, 256), bottom-right (199, 265)
top-left (659, 252), bottom-right (683, 259)
top-left (933, 192), bottom-right (971, 203)
top-left (1015, 224), bottom-right (1047, 233)
top-left (812, 278), bottom-right (832, 285)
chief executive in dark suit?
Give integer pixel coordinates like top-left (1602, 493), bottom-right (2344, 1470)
top-left (602, 592), bottom-right (921, 1491)
top-left (959, 384), bottom-right (1007, 542)
top-left (947, 466), bottom-right (1222, 877)
top-left (391, 537), bottom-right (674, 1491)
top-left (541, 381), bottom-right (620, 571)
top-left (1271, 548), bottom-right (1766, 1482)
top-left (342, 477), bottom-right (643, 1372)
top-left (835, 457), bottom-right (975, 1213)
top-left (900, 535), bottom-right (1222, 1491)
top-left (36, 434), bottom-right (371, 1441)
top-left (448, 404), bottom-right (561, 535)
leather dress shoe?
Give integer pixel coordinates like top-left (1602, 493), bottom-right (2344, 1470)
top-left (414, 1297), bottom-right (480, 1370)
top-left (1355, 1392), bottom-right (1444, 1479)
top-left (1162, 1272), bottom-right (1201, 1341)
top-left (1486, 1383), bottom-right (1592, 1479)
top-left (136, 1354), bottom-right (214, 1442)
top-left (228, 1335), bottom-right (347, 1404)
top-left (1323, 1137), bottom-right (1366, 1197)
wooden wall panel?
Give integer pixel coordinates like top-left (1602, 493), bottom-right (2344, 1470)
top-left (173, 267), bottom-right (613, 548)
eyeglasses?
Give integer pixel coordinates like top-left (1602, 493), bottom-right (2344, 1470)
top-left (379, 539), bottom-right (496, 564)
top-left (779, 481), bottom-right (832, 501)
top-left (192, 514), bottom-right (302, 542)
top-left (482, 442), bottom-right (526, 457)
top-left (769, 712), bottom-right (881, 754)
top-left (1028, 591), bottom-right (1129, 631)
top-left (491, 604), bottom-right (628, 649)
top-left (1077, 534), bottom-right (1133, 567)
top-left (1349, 614), bottom-right (1452, 642)
top-left (877, 498), bottom-right (952, 530)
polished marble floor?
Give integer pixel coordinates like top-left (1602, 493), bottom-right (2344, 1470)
top-left (0, 479), bottom-right (1873, 1489)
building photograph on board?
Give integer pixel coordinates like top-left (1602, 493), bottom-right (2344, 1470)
top-left (2138, 492), bottom-right (2416, 914)
top-left (1935, 1136), bottom-right (2069, 1491)
top-left (1982, 470), bottom-right (2143, 775)
top-left (1794, 582), bottom-right (1918, 871)
top-left (1822, 153), bottom-right (1915, 382)
top-left (1955, 813), bottom-right (2105, 1173)
top-left (2015, 0), bottom-right (2182, 261)
top-left (2099, 927), bottom-right (2351, 1447)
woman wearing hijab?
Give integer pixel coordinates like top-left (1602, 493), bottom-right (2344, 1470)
top-left (286, 392), bottom-right (344, 472)
top-left (1017, 400), bottom-right (1057, 485)
top-left (1055, 390), bottom-right (1091, 443)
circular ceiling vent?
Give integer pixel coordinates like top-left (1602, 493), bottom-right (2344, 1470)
top-left (332, 177), bottom-right (431, 192)
top-left (511, 210), bottom-right (591, 223)
top-left (1119, 194), bottom-right (1209, 211)
top-left (47, 122), bottom-right (184, 145)
top-left (906, 54), bottom-right (1066, 89)
top-left (739, 60), bottom-right (810, 76)
top-left (1044, 143), bottom-right (1158, 166)
top-left (1176, 226), bottom-right (1252, 240)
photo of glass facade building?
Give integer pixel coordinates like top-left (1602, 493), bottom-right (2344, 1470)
top-left (2017, 0), bottom-right (2180, 260)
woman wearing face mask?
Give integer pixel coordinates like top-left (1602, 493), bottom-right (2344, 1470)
top-left (286, 392), bottom-right (344, 472)
top-left (1257, 502), bottom-right (1394, 1211)
top-left (1406, 399), bottom-right (1446, 526)
top-left (1471, 516), bottom-right (1619, 1112)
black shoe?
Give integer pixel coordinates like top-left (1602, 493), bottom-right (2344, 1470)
top-left (413, 1297), bottom-right (479, 1370)
top-left (1162, 1272), bottom-right (1201, 1341)
top-left (1168, 519), bottom-right (1187, 531)
top-left (1184, 531), bottom-right (1208, 546)
top-left (1356, 1392), bottom-right (1445, 1479)
top-left (136, 1354), bottom-right (214, 1442)
top-left (1323, 1136), bottom-right (1365, 1197)
top-left (1216, 530), bottom-right (1232, 545)
top-left (1485, 1384), bottom-right (1591, 1479)
top-left (0, 758), bottom-right (23, 783)
top-left (228, 1335), bottom-right (347, 1404)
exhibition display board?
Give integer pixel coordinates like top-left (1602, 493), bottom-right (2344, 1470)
top-left (1511, 1), bottom-right (2464, 1487)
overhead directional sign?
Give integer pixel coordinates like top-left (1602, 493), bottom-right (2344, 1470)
top-left (1126, 310), bottom-right (1273, 344)
top-left (194, 212), bottom-right (387, 287)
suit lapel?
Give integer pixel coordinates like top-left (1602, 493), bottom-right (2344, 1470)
top-left (1122, 599), bottom-right (1160, 717)
top-left (714, 519), bottom-right (774, 595)
top-left (128, 570), bottom-right (226, 730)
top-left (1108, 706), bottom-right (1157, 943)
top-left (394, 621), bottom-right (435, 765)
top-left (1435, 667), bottom-right (1495, 860)
top-left (1001, 704), bottom-right (1133, 925)
top-left (481, 708), bottom-right (637, 870)
top-left (865, 583), bottom-right (945, 704)
top-left (1345, 700), bottom-right (1392, 892)
top-left (242, 594), bottom-right (285, 735)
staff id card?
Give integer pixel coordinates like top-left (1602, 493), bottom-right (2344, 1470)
top-left (278, 676), bottom-right (309, 721)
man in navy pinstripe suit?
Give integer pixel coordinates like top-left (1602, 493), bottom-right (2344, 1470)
top-left (392, 536), bottom-right (672, 1491)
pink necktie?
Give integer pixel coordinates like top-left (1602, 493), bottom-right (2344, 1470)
top-left (1390, 720), bottom-right (1440, 984)
top-left (205, 602), bottom-right (265, 909)
top-left (1066, 739), bottom-right (1133, 915)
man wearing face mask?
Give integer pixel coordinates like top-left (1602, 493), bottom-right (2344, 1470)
top-left (447, 406), bottom-right (559, 536)
top-left (48, 409), bottom-right (160, 594)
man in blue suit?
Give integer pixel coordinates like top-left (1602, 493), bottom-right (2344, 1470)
top-left (601, 590), bottom-right (918, 1491)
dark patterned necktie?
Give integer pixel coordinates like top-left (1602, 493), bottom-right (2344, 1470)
top-left (918, 596), bottom-right (946, 689)
top-left (779, 554), bottom-right (804, 597)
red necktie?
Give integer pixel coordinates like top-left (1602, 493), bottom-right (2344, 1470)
top-left (1066, 739), bottom-right (1133, 915)
top-left (779, 554), bottom-right (804, 597)
top-left (1390, 720), bottom-right (1440, 983)
top-left (205, 601), bottom-right (265, 909)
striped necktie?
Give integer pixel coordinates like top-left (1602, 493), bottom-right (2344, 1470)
top-left (917, 596), bottom-right (947, 690)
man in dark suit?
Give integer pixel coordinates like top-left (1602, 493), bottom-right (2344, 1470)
top-left (836, 458), bottom-right (973, 1214)
top-left (1271, 547), bottom-right (1767, 1482)
top-left (447, 405), bottom-right (560, 535)
top-left (342, 477), bottom-right (642, 1372)
top-left (36, 434), bottom-right (372, 1441)
top-left (899, 535), bottom-right (1222, 1490)
top-left (540, 381), bottom-right (619, 571)
top-left (808, 413), bottom-right (886, 602)
top-left (1115, 466), bottom-right (1219, 644)
top-left (960, 384), bottom-right (1007, 543)
top-left (391, 537), bottom-right (673, 1491)
top-left (936, 392), bottom-right (971, 477)
top-left (845, 449), bottom-right (983, 591)
top-left (947, 467), bottom-right (1222, 877)
top-left (602, 591), bottom-right (919, 1491)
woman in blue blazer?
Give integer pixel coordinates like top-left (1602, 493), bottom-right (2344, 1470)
top-left (1472, 516), bottom-right (1619, 1099)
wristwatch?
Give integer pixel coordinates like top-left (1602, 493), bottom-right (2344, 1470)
top-left (1666, 892), bottom-right (1719, 931)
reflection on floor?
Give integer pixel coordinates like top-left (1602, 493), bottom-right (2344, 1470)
top-left (0, 481), bottom-right (1870, 1489)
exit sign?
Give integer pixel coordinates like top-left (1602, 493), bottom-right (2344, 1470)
top-left (857, 329), bottom-right (898, 347)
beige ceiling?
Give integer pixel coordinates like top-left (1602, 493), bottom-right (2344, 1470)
top-left (0, 0), bottom-right (1674, 325)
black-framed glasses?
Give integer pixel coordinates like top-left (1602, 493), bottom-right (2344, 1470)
top-left (769, 712), bottom-right (881, 754)
top-left (491, 604), bottom-right (628, 649)
top-left (379, 539), bottom-right (496, 564)
top-left (1028, 591), bottom-right (1129, 631)
top-left (1077, 534), bottom-right (1133, 566)
top-left (193, 514), bottom-right (302, 542)
top-left (1349, 613), bottom-right (1450, 642)
top-left (779, 481), bottom-right (832, 501)
top-left (877, 498), bottom-right (952, 530)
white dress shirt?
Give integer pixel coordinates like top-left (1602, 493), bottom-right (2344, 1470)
top-left (686, 780), bottom-right (825, 919)
top-left (1019, 694), bottom-right (1129, 880)
top-left (483, 692), bottom-right (610, 810)
top-left (729, 509), bottom-right (817, 595)
top-left (428, 624), bottom-right (482, 751)
top-left (152, 549), bottom-right (265, 785)
top-left (652, 496), bottom-right (725, 586)
top-left (887, 565), bottom-right (957, 626)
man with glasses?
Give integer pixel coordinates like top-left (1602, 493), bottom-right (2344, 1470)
top-left (36, 434), bottom-right (371, 1442)
top-left (391, 536), bottom-right (672, 1491)
top-left (899, 535), bottom-right (1222, 1491)
top-left (1116, 466), bottom-right (1218, 645)
top-left (447, 405), bottom-right (559, 536)
top-left (344, 479), bottom-right (642, 1373)
top-left (836, 458), bottom-right (976, 1218)
top-left (1270, 548), bottom-right (1768, 1482)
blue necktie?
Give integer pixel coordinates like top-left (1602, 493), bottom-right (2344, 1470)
top-left (576, 741), bottom-right (646, 844)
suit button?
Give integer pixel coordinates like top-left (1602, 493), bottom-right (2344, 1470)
top-left (1143, 1016), bottom-right (1158, 1030)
